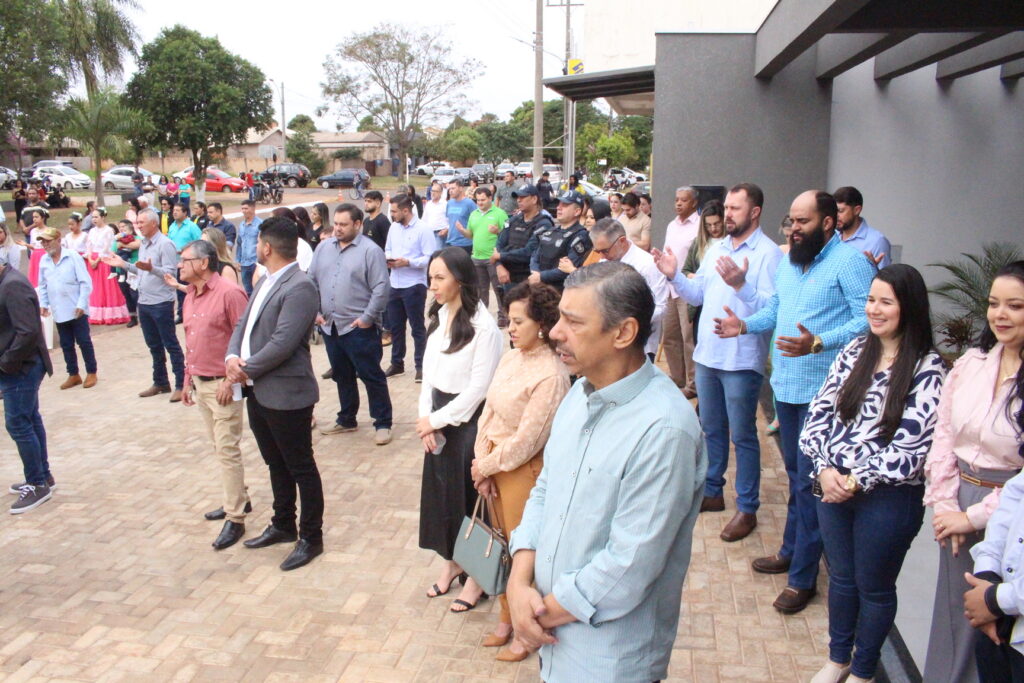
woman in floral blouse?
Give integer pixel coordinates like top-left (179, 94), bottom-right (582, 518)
top-left (800, 264), bottom-right (947, 683)
top-left (471, 281), bottom-right (570, 662)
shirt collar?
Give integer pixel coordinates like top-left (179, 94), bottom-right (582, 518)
top-left (844, 218), bottom-right (870, 242)
top-left (191, 272), bottom-right (222, 298)
top-left (330, 232), bottom-right (362, 250)
top-left (724, 226), bottom-right (765, 253)
top-left (400, 216), bottom-right (420, 229)
top-left (583, 359), bottom-right (656, 407)
top-left (672, 211), bottom-right (698, 228)
top-left (265, 260), bottom-right (298, 285)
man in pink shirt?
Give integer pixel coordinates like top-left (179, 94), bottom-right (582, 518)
top-left (176, 239), bottom-right (253, 551)
top-left (661, 186), bottom-right (701, 397)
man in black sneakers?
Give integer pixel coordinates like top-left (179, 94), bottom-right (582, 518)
top-left (0, 252), bottom-right (55, 514)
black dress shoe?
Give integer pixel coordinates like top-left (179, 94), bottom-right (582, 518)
top-left (212, 521), bottom-right (245, 550)
top-left (243, 525), bottom-right (297, 549)
top-left (280, 538), bottom-right (324, 571)
top-left (126, 318), bottom-right (138, 328)
top-left (204, 500), bottom-right (253, 521)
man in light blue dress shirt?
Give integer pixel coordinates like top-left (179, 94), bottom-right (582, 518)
top-left (834, 186), bottom-right (891, 268)
top-left (653, 183), bottom-right (782, 544)
top-left (37, 227), bottom-right (97, 389)
top-left (717, 190), bottom-right (874, 616)
top-left (237, 200), bottom-right (262, 295)
top-left (508, 261), bottom-right (706, 683)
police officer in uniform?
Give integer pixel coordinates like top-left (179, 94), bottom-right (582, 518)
top-left (493, 184), bottom-right (554, 291)
top-left (527, 190), bottom-right (592, 291)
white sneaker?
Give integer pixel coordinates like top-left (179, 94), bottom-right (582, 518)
top-left (810, 661), bottom-right (851, 683)
top-left (375, 428), bottom-right (392, 446)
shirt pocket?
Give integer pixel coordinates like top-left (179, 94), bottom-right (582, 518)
top-left (575, 467), bottom-right (621, 531)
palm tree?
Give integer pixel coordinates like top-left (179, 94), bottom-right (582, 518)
top-left (61, 87), bottom-right (147, 207)
top-left (59, 0), bottom-right (139, 97)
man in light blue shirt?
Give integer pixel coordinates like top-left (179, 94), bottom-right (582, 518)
top-left (36, 227), bottom-right (97, 388)
top-left (237, 199), bottom-right (262, 295)
top-left (653, 182), bottom-right (781, 543)
top-left (834, 186), bottom-right (891, 268)
top-left (444, 179), bottom-right (476, 252)
top-left (382, 194), bottom-right (436, 381)
top-left (717, 190), bottom-right (874, 615)
top-left (508, 261), bottom-right (706, 683)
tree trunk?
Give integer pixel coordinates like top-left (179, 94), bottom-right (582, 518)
top-left (94, 150), bottom-right (104, 209)
top-left (193, 149), bottom-right (206, 203)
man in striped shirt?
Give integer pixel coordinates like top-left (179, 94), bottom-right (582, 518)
top-left (716, 189), bottom-right (874, 615)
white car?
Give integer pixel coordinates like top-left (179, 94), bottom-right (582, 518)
top-left (429, 167), bottom-right (459, 185)
top-left (542, 164), bottom-right (563, 185)
top-left (514, 161), bottom-right (533, 178)
top-left (577, 179), bottom-right (606, 198)
top-left (101, 166), bottom-right (156, 190)
top-left (417, 161), bottom-right (450, 176)
top-left (33, 165), bottom-right (93, 190)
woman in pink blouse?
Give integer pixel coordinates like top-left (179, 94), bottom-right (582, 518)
top-left (923, 260), bottom-right (1024, 683)
top-left (470, 282), bottom-right (569, 662)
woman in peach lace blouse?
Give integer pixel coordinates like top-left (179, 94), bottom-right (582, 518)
top-left (471, 281), bottom-right (570, 662)
top-left (923, 261), bottom-right (1024, 683)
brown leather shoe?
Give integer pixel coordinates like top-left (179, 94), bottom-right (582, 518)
top-left (139, 385), bottom-right (172, 398)
top-left (720, 511), bottom-right (757, 542)
top-left (773, 586), bottom-right (816, 614)
top-left (83, 373), bottom-right (97, 388)
top-left (752, 553), bottom-right (792, 574)
top-left (169, 390), bottom-right (183, 403)
top-left (699, 496), bottom-right (725, 513)
top-left (60, 375), bottom-right (83, 390)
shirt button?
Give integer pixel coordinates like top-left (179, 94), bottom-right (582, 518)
top-left (610, 402), bottom-right (616, 407)
top-left (546, 556), bottom-right (552, 563)
top-left (1010, 567), bottom-right (1015, 574)
top-left (570, 471), bottom-right (576, 478)
top-left (584, 429), bottom-right (590, 435)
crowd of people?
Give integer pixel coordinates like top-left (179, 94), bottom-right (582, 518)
top-left (0, 173), bottom-right (1022, 683)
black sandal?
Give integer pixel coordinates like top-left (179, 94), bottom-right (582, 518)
top-left (450, 589), bottom-right (489, 613)
top-left (426, 572), bottom-right (467, 598)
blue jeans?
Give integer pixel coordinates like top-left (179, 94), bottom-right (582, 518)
top-left (56, 315), bottom-right (97, 375)
top-left (0, 359), bottom-right (49, 486)
top-left (817, 484), bottom-right (924, 678)
top-left (776, 401), bottom-right (821, 590)
top-left (694, 363), bottom-right (763, 513)
top-left (240, 264), bottom-right (256, 296)
top-left (138, 301), bottom-right (185, 389)
top-left (386, 284), bottom-right (427, 371)
top-left (323, 325), bottom-right (393, 429)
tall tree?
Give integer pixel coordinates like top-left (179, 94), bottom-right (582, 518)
top-left (443, 128), bottom-right (482, 165)
top-left (0, 1), bottom-right (68, 160)
top-left (286, 129), bottom-right (326, 178)
top-left (509, 99), bottom-right (604, 163)
top-left (615, 116), bottom-right (653, 169)
top-left (476, 121), bottom-right (528, 165)
top-left (125, 26), bottom-right (274, 199)
top-left (320, 24), bottom-right (482, 180)
top-left (59, 0), bottom-right (139, 97)
top-left (288, 114), bottom-right (317, 134)
top-left (60, 87), bottom-right (146, 207)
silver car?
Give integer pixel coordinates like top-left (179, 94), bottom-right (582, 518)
top-left (33, 166), bottom-right (93, 190)
top-left (101, 166), bottom-right (155, 190)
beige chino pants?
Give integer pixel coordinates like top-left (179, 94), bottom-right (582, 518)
top-left (194, 378), bottom-right (249, 523)
top-left (662, 296), bottom-right (696, 393)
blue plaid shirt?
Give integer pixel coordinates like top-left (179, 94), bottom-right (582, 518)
top-left (744, 235), bottom-right (875, 405)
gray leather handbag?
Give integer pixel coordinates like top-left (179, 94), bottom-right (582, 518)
top-left (453, 495), bottom-right (511, 596)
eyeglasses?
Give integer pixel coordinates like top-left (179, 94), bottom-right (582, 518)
top-left (178, 257), bottom-right (203, 266)
top-left (593, 236), bottom-right (624, 257)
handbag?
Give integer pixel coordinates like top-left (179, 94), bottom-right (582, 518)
top-left (453, 495), bottom-right (511, 596)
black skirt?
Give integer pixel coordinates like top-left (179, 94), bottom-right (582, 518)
top-left (419, 389), bottom-right (484, 560)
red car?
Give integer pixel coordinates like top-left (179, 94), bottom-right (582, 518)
top-left (184, 168), bottom-right (247, 193)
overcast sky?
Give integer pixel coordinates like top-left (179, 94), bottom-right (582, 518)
top-left (122, 0), bottom-right (578, 131)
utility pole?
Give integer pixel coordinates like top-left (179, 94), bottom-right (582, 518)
top-left (280, 81), bottom-right (287, 162)
top-left (563, 0), bottom-right (574, 177)
top-left (532, 0), bottom-right (544, 181)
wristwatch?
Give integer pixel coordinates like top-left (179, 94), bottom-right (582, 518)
top-left (810, 335), bottom-right (824, 354)
top-left (844, 474), bottom-right (859, 493)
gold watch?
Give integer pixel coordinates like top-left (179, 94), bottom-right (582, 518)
top-left (810, 335), bottom-right (824, 354)
top-left (844, 474), bottom-right (859, 493)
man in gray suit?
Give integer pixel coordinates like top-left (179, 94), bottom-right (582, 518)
top-left (225, 216), bottom-right (324, 571)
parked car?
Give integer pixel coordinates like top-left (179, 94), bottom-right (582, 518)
top-left (416, 161), bottom-right (450, 175)
top-left (430, 167), bottom-right (459, 185)
top-left (316, 168), bottom-right (370, 189)
top-left (514, 161), bottom-right (533, 178)
top-left (33, 165), bottom-right (93, 190)
top-left (471, 163), bottom-right (494, 183)
top-left (577, 179), bottom-right (607, 198)
top-left (262, 162), bottom-right (311, 188)
top-left (632, 181), bottom-right (651, 195)
top-left (173, 165), bottom-right (223, 182)
top-left (455, 167), bottom-right (479, 184)
top-left (184, 168), bottom-right (247, 193)
top-left (0, 166), bottom-right (16, 189)
top-left (32, 159), bottom-right (75, 169)
top-left (608, 167), bottom-right (648, 186)
top-left (622, 166), bottom-right (648, 182)
top-left (101, 166), bottom-right (156, 190)
top-left (542, 164), bottom-right (563, 185)
top-left (495, 162), bottom-right (516, 178)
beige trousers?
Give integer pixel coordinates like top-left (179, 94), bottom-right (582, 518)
top-left (194, 378), bottom-right (249, 523)
top-left (662, 295), bottom-right (696, 392)
top-left (492, 454), bottom-right (544, 625)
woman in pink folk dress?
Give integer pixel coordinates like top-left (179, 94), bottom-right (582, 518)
top-left (84, 208), bottom-right (129, 324)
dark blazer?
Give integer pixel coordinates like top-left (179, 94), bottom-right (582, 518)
top-left (227, 263), bottom-right (319, 410)
top-left (0, 265), bottom-right (53, 376)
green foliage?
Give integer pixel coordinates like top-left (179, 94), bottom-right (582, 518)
top-left (0, 0), bottom-right (69, 147)
top-left (60, 86), bottom-right (147, 206)
top-left (508, 99), bottom-right (604, 162)
top-left (59, 0), bottom-right (139, 97)
top-left (124, 25), bottom-right (274, 197)
top-left (443, 127), bottom-right (482, 164)
top-left (357, 115), bottom-right (383, 133)
top-left (929, 242), bottom-right (1024, 343)
top-left (615, 116), bottom-right (652, 168)
top-left (476, 121), bottom-right (528, 165)
top-left (321, 25), bottom-right (482, 173)
top-left (935, 313), bottom-right (976, 356)
top-left (285, 128), bottom-right (326, 178)
top-left (332, 148), bottom-right (363, 161)
top-left (287, 114), bottom-right (317, 134)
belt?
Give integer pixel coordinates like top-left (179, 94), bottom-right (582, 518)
top-left (195, 375), bottom-right (225, 382)
top-left (960, 471), bottom-right (1007, 489)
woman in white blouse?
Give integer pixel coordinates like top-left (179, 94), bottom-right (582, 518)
top-left (415, 247), bottom-right (504, 614)
top-left (63, 212), bottom-right (89, 255)
top-left (800, 264), bottom-right (947, 683)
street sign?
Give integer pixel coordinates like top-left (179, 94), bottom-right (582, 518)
top-left (568, 59), bottom-right (584, 75)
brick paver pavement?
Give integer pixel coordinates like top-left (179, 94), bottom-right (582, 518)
top-left (0, 322), bottom-right (828, 682)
